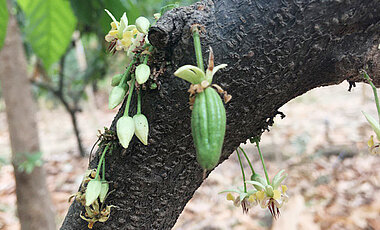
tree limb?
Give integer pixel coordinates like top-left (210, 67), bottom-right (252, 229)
top-left (61, 0), bottom-right (379, 229)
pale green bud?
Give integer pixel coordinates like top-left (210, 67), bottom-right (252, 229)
top-left (250, 173), bottom-right (267, 190)
top-left (116, 116), bottom-right (135, 148)
top-left (150, 83), bottom-right (157, 89)
top-left (111, 74), bottom-right (123, 86)
top-left (135, 16), bottom-right (150, 34)
top-left (108, 86), bottom-right (126, 109)
top-left (85, 178), bottom-right (102, 206)
top-left (99, 181), bottom-right (109, 203)
top-left (136, 64), bottom-right (151, 84)
top-left (133, 114), bottom-right (149, 145)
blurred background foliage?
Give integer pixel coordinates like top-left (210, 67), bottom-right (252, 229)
top-left (0, 0), bottom-right (197, 156)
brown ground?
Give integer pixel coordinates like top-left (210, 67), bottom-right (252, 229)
top-left (0, 82), bottom-right (379, 230)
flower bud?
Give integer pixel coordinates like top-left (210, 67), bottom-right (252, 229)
top-left (250, 173), bottom-right (267, 190)
top-left (85, 178), bottom-right (102, 206)
top-left (135, 64), bottom-right (151, 84)
top-left (99, 181), bottom-right (109, 203)
top-left (116, 116), bottom-right (135, 148)
top-left (108, 86), bottom-right (126, 109)
top-left (150, 83), bottom-right (157, 90)
top-left (135, 16), bottom-right (150, 34)
top-left (133, 114), bottom-right (149, 145)
top-left (111, 74), bottom-right (123, 86)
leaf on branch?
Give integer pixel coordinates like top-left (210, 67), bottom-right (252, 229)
top-left (17, 0), bottom-right (77, 69)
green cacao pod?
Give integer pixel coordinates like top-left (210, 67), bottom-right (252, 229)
top-left (191, 87), bottom-right (226, 170)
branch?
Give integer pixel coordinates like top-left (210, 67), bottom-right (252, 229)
top-left (61, 0), bottom-right (380, 229)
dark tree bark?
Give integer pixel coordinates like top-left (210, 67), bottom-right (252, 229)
top-left (61, 0), bottom-right (379, 229)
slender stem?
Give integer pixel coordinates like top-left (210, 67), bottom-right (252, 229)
top-left (143, 46), bottom-right (154, 64)
top-left (191, 27), bottom-right (204, 72)
top-left (124, 75), bottom-right (136, 116)
top-left (95, 144), bottom-right (110, 180)
top-left (102, 157), bottom-right (105, 180)
top-left (239, 147), bottom-right (255, 175)
top-left (135, 45), bottom-right (153, 115)
top-left (118, 57), bottom-right (137, 87)
top-left (236, 148), bottom-right (247, 193)
top-left (363, 71), bottom-right (380, 123)
top-left (255, 140), bottom-right (270, 185)
top-left (137, 89), bottom-right (141, 114)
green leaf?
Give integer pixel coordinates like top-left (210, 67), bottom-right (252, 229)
top-left (0, 0), bottom-right (8, 50)
top-left (17, 0), bottom-right (77, 69)
top-left (69, 0), bottom-right (102, 25)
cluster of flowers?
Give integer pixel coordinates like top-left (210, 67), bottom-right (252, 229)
top-left (105, 10), bottom-right (157, 148)
top-left (104, 9), bottom-right (151, 56)
top-left (221, 170), bottom-right (288, 218)
top-left (362, 71), bottom-right (380, 155)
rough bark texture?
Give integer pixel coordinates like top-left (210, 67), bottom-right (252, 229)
top-left (0, 3), bottom-right (56, 230)
top-left (61, 0), bottom-right (379, 229)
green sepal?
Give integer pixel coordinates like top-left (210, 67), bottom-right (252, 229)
top-left (362, 111), bottom-right (380, 140)
top-left (174, 65), bottom-right (205, 84)
top-left (245, 181), bottom-right (265, 190)
top-left (239, 192), bottom-right (248, 202)
top-left (85, 178), bottom-right (102, 206)
top-left (205, 64), bottom-right (227, 84)
top-left (265, 185), bottom-right (274, 197)
top-left (271, 169), bottom-right (287, 189)
top-left (249, 172), bottom-right (267, 190)
top-left (118, 12), bottom-right (128, 38)
top-left (218, 189), bottom-right (240, 194)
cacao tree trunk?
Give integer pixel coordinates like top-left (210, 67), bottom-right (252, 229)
top-left (0, 2), bottom-right (56, 230)
top-left (61, 0), bottom-right (379, 229)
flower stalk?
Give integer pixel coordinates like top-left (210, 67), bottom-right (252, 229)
top-left (239, 146), bottom-right (255, 175)
top-left (363, 70), bottom-right (380, 124)
top-left (191, 26), bottom-right (204, 72)
top-left (124, 75), bottom-right (136, 116)
top-left (255, 140), bottom-right (270, 185)
top-left (95, 144), bottom-right (110, 180)
top-left (236, 148), bottom-right (247, 193)
top-left (119, 57), bottom-right (137, 87)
